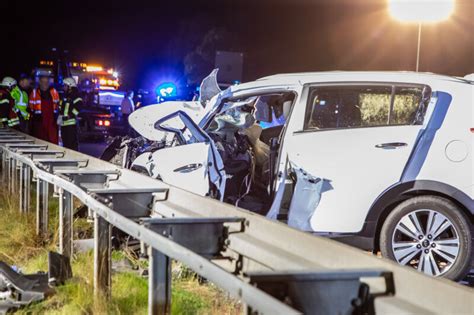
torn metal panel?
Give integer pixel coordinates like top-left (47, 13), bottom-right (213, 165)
top-left (0, 252), bottom-right (72, 313)
top-left (199, 68), bottom-right (222, 104)
top-left (0, 263), bottom-right (49, 313)
top-left (287, 164), bottom-right (325, 232)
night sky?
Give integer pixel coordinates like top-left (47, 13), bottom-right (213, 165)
top-left (2, 0), bottom-right (473, 90)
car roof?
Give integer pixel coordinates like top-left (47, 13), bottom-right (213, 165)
top-left (222, 71), bottom-right (473, 102)
top-left (256, 71), bottom-right (471, 85)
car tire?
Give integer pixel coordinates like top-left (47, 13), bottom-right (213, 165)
top-left (380, 195), bottom-right (472, 280)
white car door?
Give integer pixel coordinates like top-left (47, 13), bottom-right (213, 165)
top-left (128, 101), bottom-right (206, 142)
top-left (285, 83), bottom-right (432, 233)
top-left (140, 110), bottom-right (226, 198)
top-left (150, 142), bottom-right (216, 196)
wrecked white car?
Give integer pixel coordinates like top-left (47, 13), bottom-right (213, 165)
top-left (104, 70), bottom-right (474, 281)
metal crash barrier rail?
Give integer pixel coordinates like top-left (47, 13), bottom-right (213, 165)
top-left (0, 128), bottom-right (472, 315)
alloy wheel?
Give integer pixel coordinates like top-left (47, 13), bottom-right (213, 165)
top-left (391, 209), bottom-right (460, 277)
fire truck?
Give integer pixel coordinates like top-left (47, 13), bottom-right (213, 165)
top-left (32, 58), bottom-right (127, 140)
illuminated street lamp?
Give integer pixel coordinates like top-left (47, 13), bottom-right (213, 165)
top-left (388, 0), bottom-right (455, 71)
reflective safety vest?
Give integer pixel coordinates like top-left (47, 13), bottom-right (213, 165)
top-left (10, 86), bottom-right (30, 120)
top-left (59, 90), bottom-right (82, 126)
top-left (29, 88), bottom-right (59, 114)
top-left (7, 116), bottom-right (20, 127)
top-left (0, 88), bottom-right (19, 127)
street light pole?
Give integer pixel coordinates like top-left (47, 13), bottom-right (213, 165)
top-left (416, 22), bottom-right (422, 72)
top-left (388, 0), bottom-right (454, 73)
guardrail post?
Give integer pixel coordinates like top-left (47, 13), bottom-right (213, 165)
top-left (19, 161), bottom-right (23, 212)
top-left (59, 189), bottom-right (73, 257)
top-left (1, 150), bottom-right (11, 183)
top-left (11, 158), bottom-right (19, 194)
top-left (19, 163), bottom-right (31, 213)
top-left (140, 241), bottom-right (147, 257)
top-left (23, 165), bottom-right (31, 212)
top-left (0, 150), bottom-right (4, 181)
top-left (36, 179), bottom-right (49, 236)
top-left (94, 213), bottom-right (111, 299)
top-left (19, 162), bottom-right (25, 212)
top-left (7, 155), bottom-right (13, 192)
top-left (148, 247), bottom-right (172, 315)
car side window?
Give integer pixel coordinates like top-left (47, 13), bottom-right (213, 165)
top-left (391, 87), bottom-right (424, 125)
top-left (305, 86), bottom-right (392, 130)
top-left (304, 84), bottom-right (428, 130)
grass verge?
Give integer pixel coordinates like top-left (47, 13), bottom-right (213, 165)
top-left (0, 187), bottom-right (240, 314)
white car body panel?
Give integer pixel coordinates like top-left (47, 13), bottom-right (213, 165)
top-left (400, 84), bottom-right (473, 197)
top-left (148, 142), bottom-right (213, 196)
top-left (130, 152), bottom-right (152, 174)
top-left (286, 126), bottom-right (423, 232)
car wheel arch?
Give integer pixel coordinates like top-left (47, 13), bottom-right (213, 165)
top-left (365, 180), bottom-right (473, 251)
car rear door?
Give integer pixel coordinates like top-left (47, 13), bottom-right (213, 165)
top-left (284, 83), bottom-right (432, 233)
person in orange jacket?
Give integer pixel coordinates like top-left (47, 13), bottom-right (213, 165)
top-left (29, 74), bottom-right (60, 143)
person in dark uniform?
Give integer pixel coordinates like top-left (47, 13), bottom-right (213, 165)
top-left (58, 77), bottom-right (81, 150)
top-left (10, 74), bottom-right (31, 133)
top-left (0, 77), bottom-right (20, 129)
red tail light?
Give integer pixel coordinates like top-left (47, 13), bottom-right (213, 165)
top-left (470, 128), bottom-right (474, 133)
top-left (96, 119), bottom-right (111, 127)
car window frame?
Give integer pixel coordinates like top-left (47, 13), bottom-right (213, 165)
top-left (300, 82), bottom-right (432, 133)
top-left (201, 85), bottom-right (301, 131)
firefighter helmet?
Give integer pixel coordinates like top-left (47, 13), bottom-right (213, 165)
top-left (63, 77), bottom-right (77, 88)
top-left (1, 77), bottom-right (17, 88)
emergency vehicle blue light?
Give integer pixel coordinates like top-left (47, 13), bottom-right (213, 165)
top-left (156, 82), bottom-right (177, 98)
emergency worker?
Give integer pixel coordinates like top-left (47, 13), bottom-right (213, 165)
top-left (58, 77), bottom-right (81, 150)
top-left (11, 74), bottom-right (31, 133)
top-left (29, 74), bottom-right (60, 143)
top-left (121, 90), bottom-right (135, 135)
top-left (0, 77), bottom-right (20, 129)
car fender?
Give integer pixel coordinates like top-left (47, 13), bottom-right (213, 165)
top-left (131, 152), bottom-right (153, 177)
top-left (359, 180), bottom-right (474, 240)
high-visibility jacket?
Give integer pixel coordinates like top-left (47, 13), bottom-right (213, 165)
top-left (59, 88), bottom-right (82, 126)
top-left (10, 86), bottom-right (30, 120)
top-left (0, 88), bottom-right (20, 127)
top-left (29, 88), bottom-right (59, 115)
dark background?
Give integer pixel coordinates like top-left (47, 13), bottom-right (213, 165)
top-left (1, 0), bottom-right (473, 90)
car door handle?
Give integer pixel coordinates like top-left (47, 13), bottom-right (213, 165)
top-left (375, 142), bottom-right (408, 149)
top-left (173, 163), bottom-right (203, 173)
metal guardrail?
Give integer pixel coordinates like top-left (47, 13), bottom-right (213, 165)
top-left (0, 128), bottom-right (472, 315)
